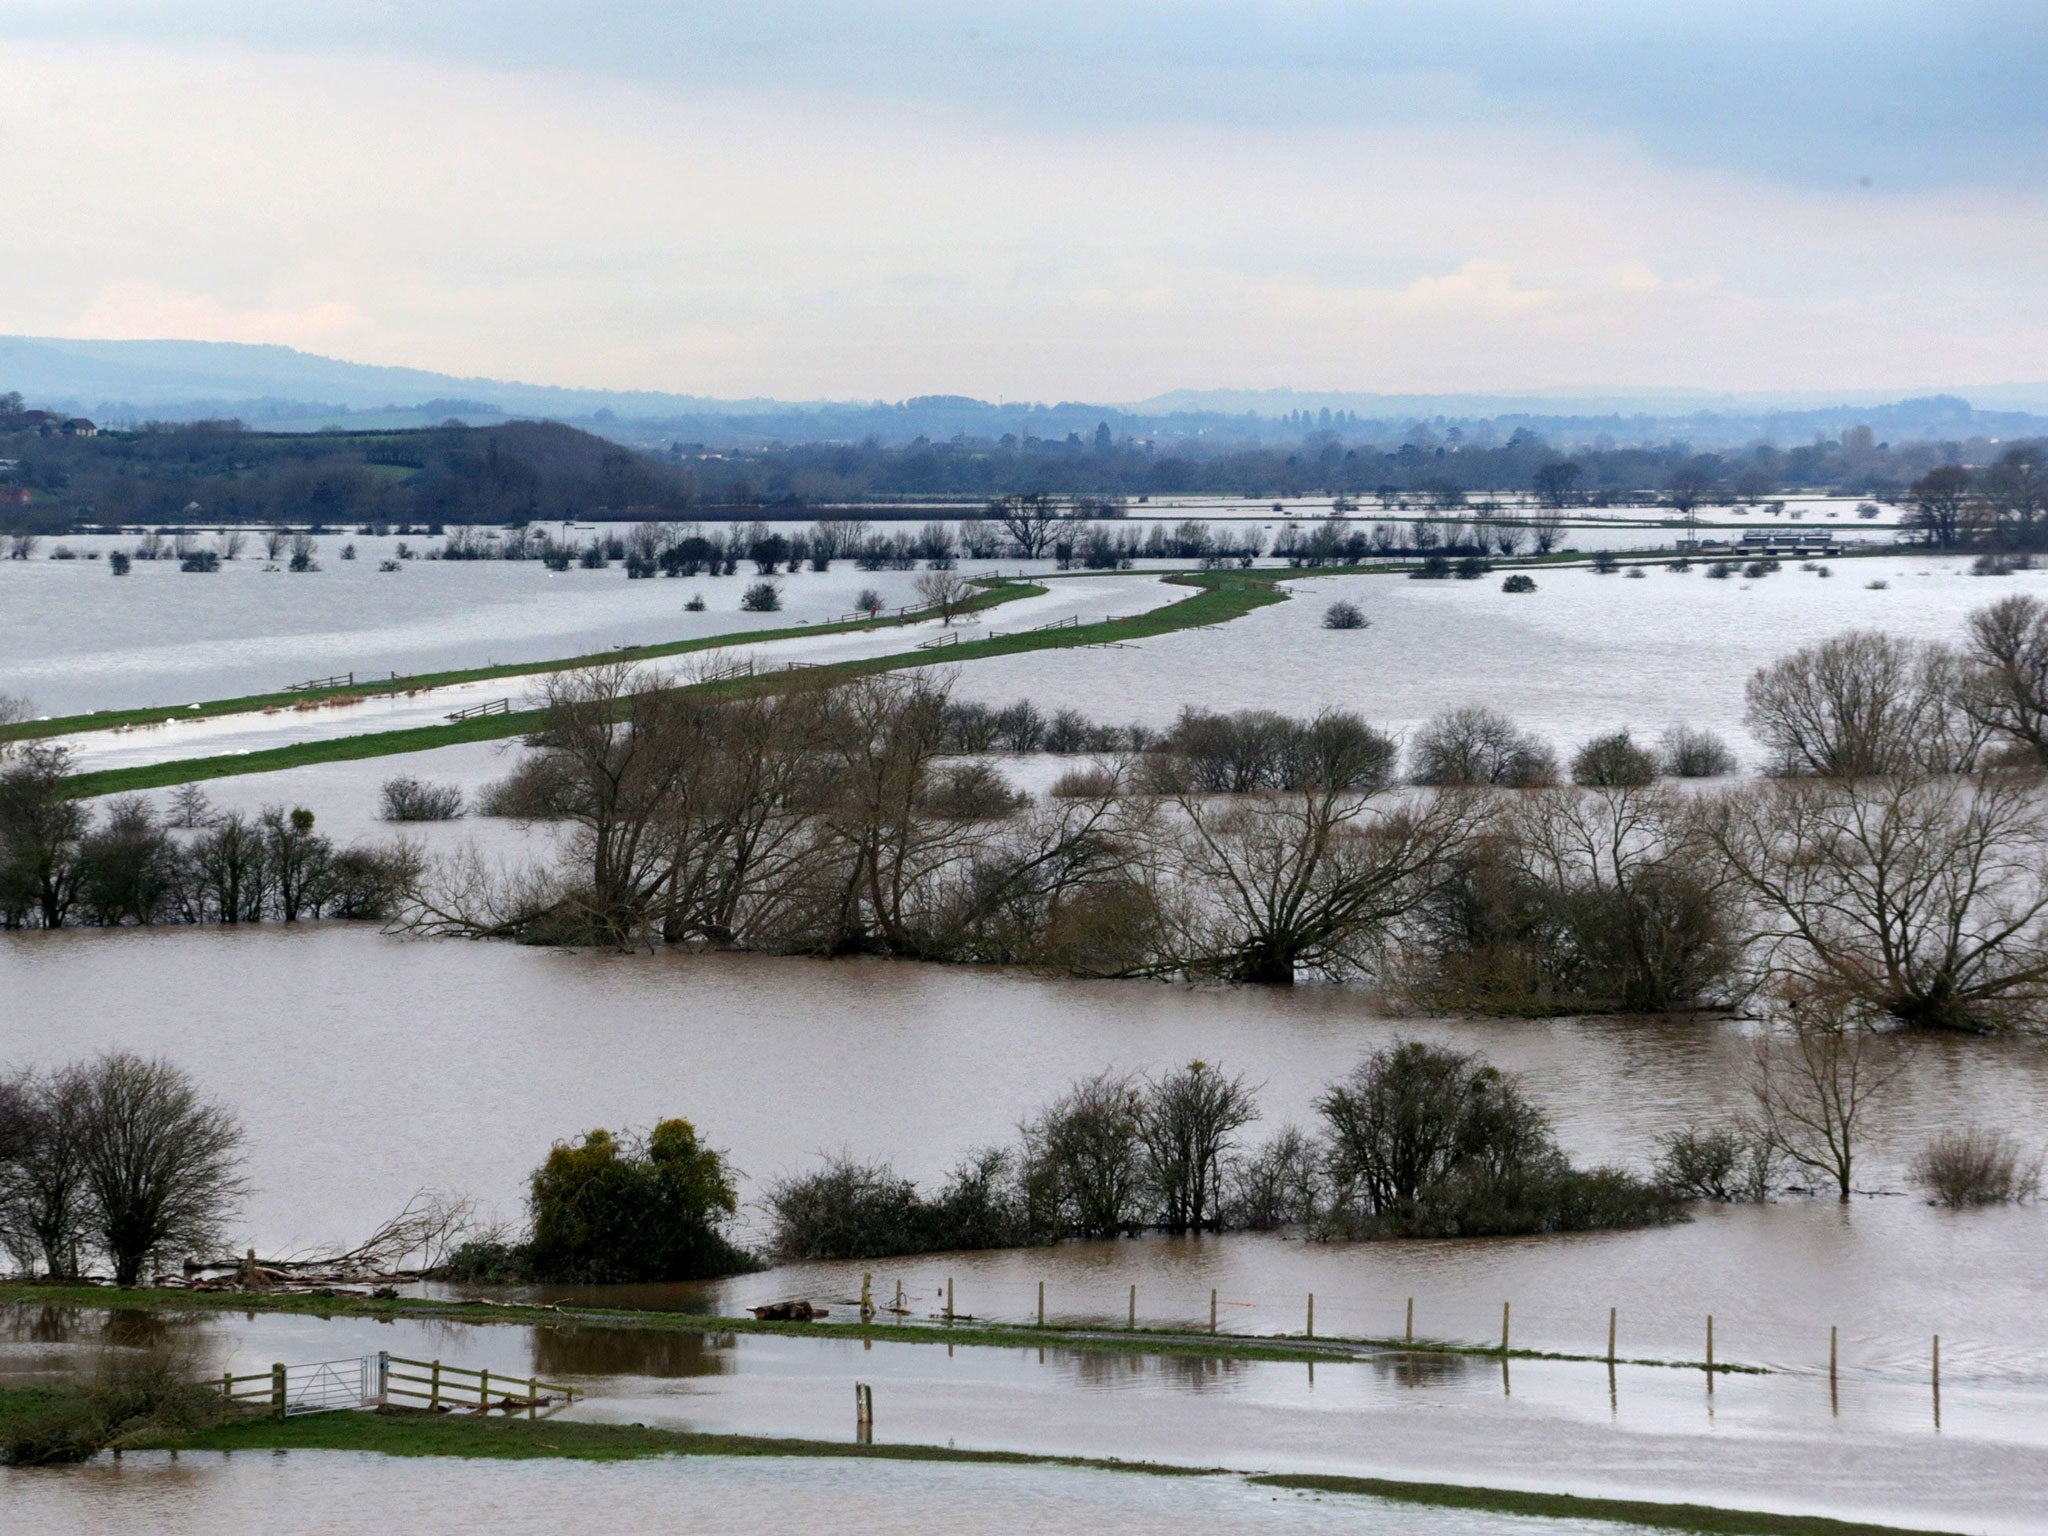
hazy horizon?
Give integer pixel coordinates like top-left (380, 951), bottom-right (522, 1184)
top-left (2, 3), bottom-right (2045, 401)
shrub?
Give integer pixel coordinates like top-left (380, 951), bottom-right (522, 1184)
top-left (1316, 1040), bottom-right (1679, 1237)
top-left (1322, 600), bottom-right (1368, 630)
top-left (1591, 550), bottom-right (1620, 573)
top-left (1049, 766), bottom-right (1117, 799)
top-left (1408, 706), bottom-right (1558, 787)
top-left (1912, 1127), bottom-right (2041, 1206)
top-left (1705, 561), bottom-right (1736, 579)
top-left (1454, 556), bottom-right (1491, 579)
top-left (436, 1238), bottom-right (535, 1283)
top-left (178, 550), bottom-right (220, 573)
top-left (1658, 724), bottom-right (1737, 778)
top-left (1742, 560), bottom-right (1772, 578)
top-left (1501, 573), bottom-right (1536, 593)
top-left (684, 593), bottom-right (706, 611)
top-left (108, 551), bottom-right (131, 575)
top-left (527, 1120), bottom-right (757, 1283)
top-left (1571, 730), bottom-right (1659, 787)
top-left (740, 581), bottom-right (781, 612)
top-left (1972, 553), bottom-right (2018, 577)
top-left (379, 775), bottom-right (464, 821)
top-left (765, 1150), bottom-right (1029, 1261)
top-left (1224, 1126), bottom-right (1325, 1230)
top-left (1410, 553), bottom-right (1452, 579)
top-left (1653, 1125), bottom-right (1778, 1202)
top-left (1866, 578), bottom-right (1889, 590)
top-left (2, 1355), bottom-right (228, 1467)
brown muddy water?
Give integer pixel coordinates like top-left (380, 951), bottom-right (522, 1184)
top-left (3, 924), bottom-right (2046, 1381)
top-left (2, 1300), bottom-right (2043, 1534)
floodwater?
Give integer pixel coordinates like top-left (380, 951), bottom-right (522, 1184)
top-left (2, 926), bottom-right (2044, 1385)
top-left (952, 555), bottom-right (2037, 758)
top-left (0, 536), bottom-right (993, 717)
top-left (47, 570), bottom-right (1179, 775)
top-left (1, 1301), bottom-right (2040, 1534)
top-left (0, 1452), bottom-right (1701, 1536)
top-left (1, 512), bottom-right (1882, 722)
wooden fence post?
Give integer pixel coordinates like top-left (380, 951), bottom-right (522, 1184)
top-left (1706, 1315), bottom-right (1715, 1385)
top-left (946, 1277), bottom-right (954, 1322)
top-left (479, 1367), bottom-right (491, 1414)
top-left (429, 1359), bottom-right (442, 1410)
top-left (1607, 1307), bottom-right (1617, 1365)
top-left (1307, 1293), bottom-right (1314, 1339)
top-left (1037, 1279), bottom-right (1045, 1327)
top-left (1501, 1302), bottom-right (1510, 1355)
top-left (1128, 1283), bottom-right (1136, 1330)
top-left (1210, 1288), bottom-right (1218, 1334)
top-left (270, 1362), bottom-right (286, 1419)
top-left (1405, 1297), bottom-right (1413, 1344)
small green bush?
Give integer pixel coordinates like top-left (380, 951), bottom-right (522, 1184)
top-left (1501, 573), bottom-right (1537, 593)
top-left (527, 1120), bottom-right (759, 1283)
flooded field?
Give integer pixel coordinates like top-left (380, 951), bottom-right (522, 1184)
top-left (2, 509), bottom-right (1897, 722)
top-left (2, 1299), bottom-right (2040, 1534)
top-left (952, 555), bottom-right (2033, 758)
top-left (0, 1451), bottom-right (1723, 1536)
top-left (2, 926), bottom-right (2043, 1382)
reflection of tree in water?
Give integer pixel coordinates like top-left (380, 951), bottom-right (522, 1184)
top-left (101, 1308), bottom-right (191, 1353)
top-left (1055, 1347), bottom-right (1249, 1393)
top-left (533, 1326), bottom-right (733, 1380)
top-left (6, 1304), bottom-right (83, 1345)
top-left (1369, 1349), bottom-right (1472, 1390)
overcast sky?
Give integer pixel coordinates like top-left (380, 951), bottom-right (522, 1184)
top-left (2, 2), bottom-right (2044, 400)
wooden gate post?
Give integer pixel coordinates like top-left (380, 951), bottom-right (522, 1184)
top-left (270, 1362), bottom-right (286, 1419)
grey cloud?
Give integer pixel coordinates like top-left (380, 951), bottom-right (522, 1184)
top-left (8, 0), bottom-right (2046, 190)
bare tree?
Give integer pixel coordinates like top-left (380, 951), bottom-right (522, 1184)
top-left (1748, 990), bottom-right (1899, 1201)
top-left (913, 569), bottom-right (973, 626)
top-left (1960, 594), bottom-right (2048, 764)
top-left (1021, 1071), bottom-right (1146, 1239)
top-left (1138, 1062), bottom-right (1260, 1234)
top-left (0, 1065), bottom-right (93, 1276)
top-left (1409, 706), bottom-right (1559, 787)
top-left (1744, 630), bottom-right (1981, 777)
top-left (0, 693), bottom-right (31, 763)
top-left (1163, 776), bottom-right (1486, 985)
top-left (77, 1054), bottom-right (245, 1285)
top-left (987, 493), bottom-right (1062, 559)
top-left (1708, 775), bottom-right (2048, 1032)
top-left (1905, 465), bottom-right (1972, 549)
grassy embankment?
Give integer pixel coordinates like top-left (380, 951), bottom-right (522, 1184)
top-left (56, 568), bottom-right (1294, 797)
top-left (0, 1382), bottom-right (1961, 1536)
top-left (0, 1280), bottom-right (1766, 1375)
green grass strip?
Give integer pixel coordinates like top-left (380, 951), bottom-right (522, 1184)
top-left (60, 569), bottom-right (1291, 796)
top-left (1249, 1475), bottom-right (1962, 1536)
top-left (4, 578), bottom-right (1045, 746)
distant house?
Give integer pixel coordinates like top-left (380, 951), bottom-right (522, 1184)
top-left (60, 417), bottom-right (97, 437)
top-left (0, 486), bottom-right (28, 506)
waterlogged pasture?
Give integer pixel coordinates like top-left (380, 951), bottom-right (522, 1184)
top-left (2, 927), bottom-right (2044, 1382)
top-left (952, 556), bottom-right (2036, 760)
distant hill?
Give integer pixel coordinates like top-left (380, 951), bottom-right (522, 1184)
top-left (5, 334), bottom-right (2048, 450)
